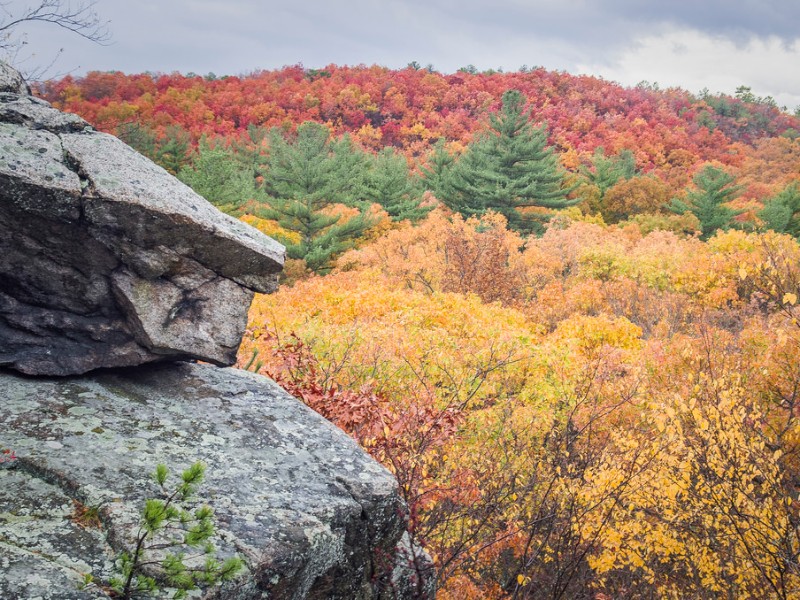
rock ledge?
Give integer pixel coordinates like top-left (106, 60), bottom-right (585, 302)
top-left (0, 363), bottom-right (432, 599)
top-left (0, 63), bottom-right (284, 376)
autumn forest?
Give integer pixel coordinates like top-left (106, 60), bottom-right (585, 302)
top-left (44, 64), bottom-right (800, 599)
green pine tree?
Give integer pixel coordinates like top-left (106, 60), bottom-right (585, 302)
top-left (157, 126), bottom-right (193, 176)
top-left (178, 139), bottom-right (260, 214)
top-left (441, 89), bottom-right (575, 232)
top-left (758, 183), bottom-right (800, 237)
top-left (109, 462), bottom-right (243, 600)
top-left (328, 134), bottom-right (371, 206)
top-left (263, 122), bottom-right (368, 207)
top-left (117, 122), bottom-right (158, 161)
top-left (230, 124), bottom-right (269, 184)
top-left (581, 147), bottom-right (637, 194)
top-left (253, 198), bottom-right (372, 273)
top-left (420, 138), bottom-right (455, 200)
top-left (366, 147), bottom-right (430, 222)
top-left (667, 165), bottom-right (743, 240)
top-left (258, 122), bottom-right (374, 273)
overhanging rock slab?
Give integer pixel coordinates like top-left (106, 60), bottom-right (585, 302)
top-left (0, 76), bottom-right (285, 376)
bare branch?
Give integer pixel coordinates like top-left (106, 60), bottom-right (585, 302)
top-left (0, 0), bottom-right (110, 44)
top-left (0, 0), bottom-right (110, 80)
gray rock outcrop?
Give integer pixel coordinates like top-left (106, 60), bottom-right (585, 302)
top-left (0, 61), bottom-right (434, 599)
top-left (0, 363), bottom-right (432, 599)
top-left (0, 70), bottom-right (285, 376)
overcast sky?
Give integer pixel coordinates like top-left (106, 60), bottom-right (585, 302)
top-left (7, 0), bottom-right (800, 110)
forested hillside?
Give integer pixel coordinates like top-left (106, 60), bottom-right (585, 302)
top-left (44, 65), bottom-right (800, 598)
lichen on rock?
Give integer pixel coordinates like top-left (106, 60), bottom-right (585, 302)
top-left (0, 363), bottom-right (432, 599)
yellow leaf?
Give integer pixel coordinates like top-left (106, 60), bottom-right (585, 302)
top-left (783, 292), bottom-right (797, 305)
top-left (739, 267), bottom-right (748, 280)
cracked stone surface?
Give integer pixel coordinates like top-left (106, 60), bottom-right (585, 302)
top-left (0, 61), bottom-right (285, 375)
top-left (0, 469), bottom-right (113, 599)
top-left (0, 363), bottom-right (433, 599)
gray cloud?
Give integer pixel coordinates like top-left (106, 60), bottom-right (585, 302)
top-left (433, 0), bottom-right (800, 43)
top-left (609, 0), bottom-right (800, 41)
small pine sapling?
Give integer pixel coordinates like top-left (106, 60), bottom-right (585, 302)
top-left (110, 462), bottom-right (244, 599)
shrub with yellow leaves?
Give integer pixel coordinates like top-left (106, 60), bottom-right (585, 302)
top-left (238, 209), bottom-right (800, 599)
top-left (579, 337), bottom-right (800, 598)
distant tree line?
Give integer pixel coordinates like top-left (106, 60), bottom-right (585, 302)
top-left (119, 88), bottom-right (800, 275)
top-left (118, 89), bottom-right (574, 272)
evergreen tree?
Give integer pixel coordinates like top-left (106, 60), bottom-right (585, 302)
top-left (253, 197), bottom-right (372, 273)
top-left (178, 139), bottom-right (260, 214)
top-left (441, 89), bottom-right (574, 232)
top-left (328, 134), bottom-right (371, 206)
top-left (117, 122), bottom-right (158, 160)
top-left (420, 138), bottom-right (455, 200)
top-left (157, 126), bottom-right (193, 176)
top-left (576, 147), bottom-right (638, 219)
top-left (263, 122), bottom-right (368, 207)
top-left (109, 462), bottom-right (243, 599)
top-left (258, 121), bottom-right (374, 273)
top-left (582, 147), bottom-right (637, 194)
top-left (366, 147), bottom-right (430, 222)
top-left (668, 165), bottom-right (742, 240)
top-left (230, 124), bottom-right (269, 183)
top-left (758, 183), bottom-right (800, 237)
